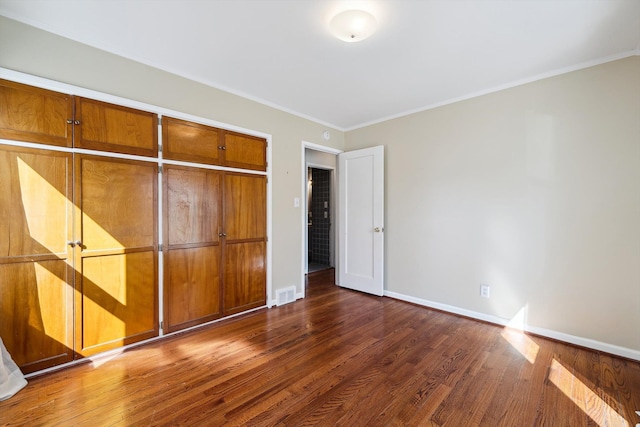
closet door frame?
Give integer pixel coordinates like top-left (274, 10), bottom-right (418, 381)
top-left (0, 67), bottom-right (272, 374)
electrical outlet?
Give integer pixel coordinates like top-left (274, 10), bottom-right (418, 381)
top-left (480, 284), bottom-right (490, 298)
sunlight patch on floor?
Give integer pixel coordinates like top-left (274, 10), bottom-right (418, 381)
top-left (91, 348), bottom-right (125, 368)
top-left (549, 358), bottom-right (629, 427)
top-left (178, 337), bottom-right (257, 359)
top-left (501, 305), bottom-right (539, 364)
top-left (501, 327), bottom-right (539, 364)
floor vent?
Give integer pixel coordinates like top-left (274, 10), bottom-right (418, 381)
top-left (276, 286), bottom-right (296, 306)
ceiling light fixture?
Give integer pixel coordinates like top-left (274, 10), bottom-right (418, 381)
top-left (329, 10), bottom-right (377, 42)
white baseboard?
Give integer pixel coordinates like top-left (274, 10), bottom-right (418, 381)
top-left (384, 290), bottom-right (640, 362)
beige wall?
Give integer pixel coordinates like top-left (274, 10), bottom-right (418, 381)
top-left (306, 149), bottom-right (338, 169)
top-left (346, 57), bottom-right (640, 353)
top-left (0, 16), bottom-right (346, 299)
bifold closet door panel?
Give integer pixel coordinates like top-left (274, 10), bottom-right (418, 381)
top-left (78, 156), bottom-right (157, 249)
top-left (223, 241), bottom-right (266, 315)
top-left (223, 173), bottom-right (266, 315)
top-left (0, 146), bottom-right (74, 373)
top-left (223, 173), bottom-right (267, 241)
top-left (162, 117), bottom-right (223, 165)
top-left (79, 252), bottom-right (156, 352)
top-left (165, 246), bottom-right (221, 331)
top-left (0, 79), bottom-right (73, 147)
top-left (223, 132), bottom-right (267, 172)
top-left (0, 261), bottom-right (73, 373)
top-left (75, 155), bottom-right (158, 356)
top-left (164, 166), bottom-right (222, 332)
top-left (75, 97), bottom-right (158, 157)
top-left (166, 166), bottom-right (221, 246)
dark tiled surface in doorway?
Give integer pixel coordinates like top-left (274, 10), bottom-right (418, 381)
top-left (308, 262), bottom-right (331, 273)
top-left (309, 168), bottom-right (331, 265)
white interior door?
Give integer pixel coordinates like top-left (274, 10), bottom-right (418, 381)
top-left (338, 145), bottom-right (384, 296)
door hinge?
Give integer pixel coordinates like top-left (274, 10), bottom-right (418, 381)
top-left (158, 116), bottom-right (162, 126)
top-left (158, 243), bottom-right (163, 251)
top-left (159, 165), bottom-right (163, 174)
top-left (160, 321), bottom-right (164, 330)
top-left (159, 144), bottom-right (163, 153)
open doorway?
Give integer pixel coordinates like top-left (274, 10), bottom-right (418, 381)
top-left (301, 142), bottom-right (385, 299)
top-left (302, 143), bottom-right (340, 284)
top-left (307, 167), bottom-right (333, 273)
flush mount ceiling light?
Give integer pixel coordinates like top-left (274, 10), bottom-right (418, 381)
top-left (329, 9), bottom-right (377, 42)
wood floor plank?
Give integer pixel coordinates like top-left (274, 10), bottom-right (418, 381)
top-left (1, 268), bottom-right (639, 426)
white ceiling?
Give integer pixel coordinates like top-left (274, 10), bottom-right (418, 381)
top-left (1, 0), bottom-right (639, 131)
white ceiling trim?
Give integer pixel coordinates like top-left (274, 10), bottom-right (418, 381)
top-left (345, 49), bottom-right (640, 132)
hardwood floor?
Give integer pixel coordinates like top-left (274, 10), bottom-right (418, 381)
top-left (2, 268), bottom-right (639, 426)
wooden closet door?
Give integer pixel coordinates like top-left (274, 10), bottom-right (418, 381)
top-left (164, 165), bottom-right (222, 332)
top-left (0, 145), bottom-right (74, 373)
top-left (0, 79), bottom-right (73, 147)
top-left (75, 97), bottom-right (158, 157)
top-left (222, 173), bottom-right (267, 315)
top-left (162, 117), bottom-right (223, 166)
top-left (223, 132), bottom-right (267, 171)
top-left (75, 155), bottom-right (158, 356)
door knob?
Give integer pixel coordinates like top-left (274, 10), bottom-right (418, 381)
top-left (374, 227), bottom-right (383, 232)
top-left (67, 241), bottom-right (76, 247)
